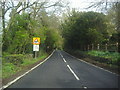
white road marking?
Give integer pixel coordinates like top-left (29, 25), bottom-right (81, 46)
top-left (1, 50), bottom-right (55, 90)
top-left (60, 53), bottom-right (66, 62)
top-left (78, 58), bottom-right (119, 76)
top-left (60, 52), bottom-right (80, 81)
top-left (60, 53), bottom-right (63, 58)
top-left (63, 51), bottom-right (119, 76)
top-left (83, 86), bottom-right (87, 89)
top-left (67, 65), bottom-right (80, 80)
top-left (63, 58), bottom-right (66, 63)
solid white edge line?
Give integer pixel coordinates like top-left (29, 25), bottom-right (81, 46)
top-left (78, 58), bottom-right (119, 76)
top-left (1, 50), bottom-right (55, 90)
top-left (67, 65), bottom-right (80, 80)
top-left (63, 51), bottom-right (119, 76)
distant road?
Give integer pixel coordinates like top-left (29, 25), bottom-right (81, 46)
top-left (7, 50), bottom-right (119, 88)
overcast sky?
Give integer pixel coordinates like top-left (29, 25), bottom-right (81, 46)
top-left (64, 0), bottom-right (119, 12)
top-left (69, 0), bottom-right (96, 11)
top-left (70, 0), bottom-right (88, 8)
top-left (16, 0), bottom-right (102, 12)
top-left (5, 0), bottom-right (117, 21)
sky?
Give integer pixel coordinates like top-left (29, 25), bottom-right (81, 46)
top-left (55, 0), bottom-right (105, 12)
top-left (63, 0), bottom-right (119, 12)
top-left (1, 0), bottom-right (103, 29)
top-left (4, 0), bottom-right (117, 22)
top-left (47, 0), bottom-right (102, 16)
top-left (20, 0), bottom-right (102, 12)
top-left (69, 0), bottom-right (94, 10)
top-left (11, 0), bottom-right (105, 12)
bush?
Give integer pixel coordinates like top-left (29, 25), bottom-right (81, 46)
top-left (86, 50), bottom-right (120, 66)
top-left (112, 56), bottom-right (120, 66)
top-left (3, 54), bottom-right (24, 65)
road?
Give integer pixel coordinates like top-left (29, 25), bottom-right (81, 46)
top-left (7, 50), bottom-right (119, 88)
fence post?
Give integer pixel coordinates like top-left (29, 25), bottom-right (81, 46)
top-left (116, 42), bottom-right (118, 52)
top-left (85, 45), bottom-right (87, 51)
top-left (92, 44), bottom-right (94, 50)
top-left (105, 43), bottom-right (108, 51)
top-left (97, 44), bottom-right (100, 50)
top-left (83, 45), bottom-right (85, 51)
top-left (88, 45), bottom-right (89, 51)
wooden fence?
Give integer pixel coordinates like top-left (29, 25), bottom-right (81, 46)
top-left (87, 42), bottom-right (118, 52)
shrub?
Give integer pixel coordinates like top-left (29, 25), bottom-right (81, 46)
top-left (87, 50), bottom-right (120, 66)
top-left (3, 54), bottom-right (24, 65)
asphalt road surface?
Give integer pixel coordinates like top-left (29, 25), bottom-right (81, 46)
top-left (7, 50), bottom-right (119, 88)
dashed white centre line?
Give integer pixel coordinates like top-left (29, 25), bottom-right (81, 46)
top-left (60, 53), bottom-right (66, 63)
top-left (60, 53), bottom-right (80, 81)
top-left (67, 65), bottom-right (80, 80)
top-left (83, 86), bottom-right (87, 89)
top-left (63, 58), bottom-right (66, 62)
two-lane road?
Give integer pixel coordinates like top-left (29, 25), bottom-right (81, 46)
top-left (7, 50), bottom-right (119, 88)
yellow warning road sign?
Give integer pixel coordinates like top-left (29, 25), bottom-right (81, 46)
top-left (33, 37), bottom-right (40, 45)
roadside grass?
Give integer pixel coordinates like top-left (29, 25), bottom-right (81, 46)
top-left (85, 50), bottom-right (120, 65)
top-left (21, 54), bottom-right (47, 66)
top-left (2, 53), bottom-right (48, 79)
top-left (0, 57), bottom-right (2, 79)
top-left (0, 67), bottom-right (2, 78)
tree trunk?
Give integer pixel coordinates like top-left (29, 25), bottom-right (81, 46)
top-left (118, 32), bottom-right (120, 53)
top-left (116, 2), bottom-right (120, 53)
top-left (2, 2), bottom-right (5, 30)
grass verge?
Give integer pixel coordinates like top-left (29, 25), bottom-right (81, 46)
top-left (85, 50), bottom-right (120, 66)
top-left (2, 53), bottom-right (48, 79)
top-left (86, 50), bottom-right (119, 62)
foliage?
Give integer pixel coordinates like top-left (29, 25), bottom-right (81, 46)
top-left (109, 33), bottom-right (118, 43)
top-left (2, 53), bottom-right (48, 78)
top-left (86, 50), bottom-right (120, 65)
top-left (45, 28), bottom-right (63, 51)
top-left (3, 54), bottom-right (24, 65)
top-left (3, 13), bottom-right (31, 54)
top-left (61, 10), bottom-right (109, 50)
top-left (2, 0), bottom-right (64, 79)
top-left (2, 63), bottom-right (20, 78)
top-left (88, 1), bottom-right (120, 53)
top-left (3, 11), bottom-right (63, 54)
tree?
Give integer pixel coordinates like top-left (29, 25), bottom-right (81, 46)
top-left (2, 0), bottom-right (67, 54)
top-left (88, 1), bottom-right (120, 52)
top-left (61, 10), bottom-right (109, 50)
top-left (3, 13), bottom-right (31, 54)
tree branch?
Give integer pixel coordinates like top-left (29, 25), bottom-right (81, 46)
top-left (4, 6), bottom-right (12, 14)
top-left (16, 2), bottom-right (36, 14)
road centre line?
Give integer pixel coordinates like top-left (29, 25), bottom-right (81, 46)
top-left (67, 65), bottom-right (80, 80)
top-left (1, 50), bottom-right (55, 90)
top-left (60, 53), bottom-right (80, 81)
top-left (63, 58), bottom-right (66, 62)
top-left (60, 53), bottom-right (66, 63)
top-left (83, 86), bottom-right (87, 89)
top-left (60, 53), bottom-right (63, 58)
